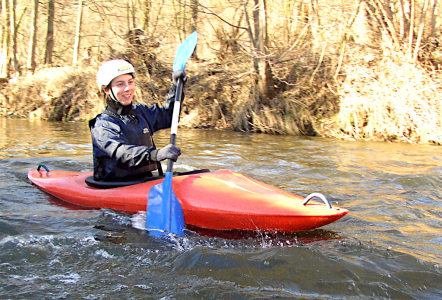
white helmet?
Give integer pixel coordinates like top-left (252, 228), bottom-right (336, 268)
top-left (96, 59), bottom-right (136, 92)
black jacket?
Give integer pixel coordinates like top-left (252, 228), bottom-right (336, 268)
top-left (89, 97), bottom-right (175, 181)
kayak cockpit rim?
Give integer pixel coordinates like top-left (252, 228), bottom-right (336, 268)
top-left (84, 169), bottom-right (211, 188)
top-left (35, 164), bottom-right (210, 189)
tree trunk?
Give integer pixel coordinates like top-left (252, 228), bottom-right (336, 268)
top-left (27, 0), bottom-right (38, 73)
top-left (253, 0), bottom-right (274, 100)
top-left (172, 0), bottom-right (186, 39)
top-left (0, 0), bottom-right (10, 81)
top-left (282, 0), bottom-right (296, 43)
top-left (9, 0), bottom-right (19, 77)
top-left (413, 0), bottom-right (429, 61)
top-left (94, 17), bottom-right (105, 63)
top-left (130, 0), bottom-right (136, 29)
top-left (44, 0), bottom-right (55, 65)
top-left (429, 0), bottom-right (438, 38)
top-left (308, 0), bottom-right (321, 50)
top-left (72, 0), bottom-right (83, 65)
top-left (399, 0), bottom-right (410, 40)
top-left (127, 0), bottom-right (136, 30)
top-left (191, 0), bottom-right (198, 59)
top-left (408, 0), bottom-right (415, 59)
top-left (141, 0), bottom-right (151, 32)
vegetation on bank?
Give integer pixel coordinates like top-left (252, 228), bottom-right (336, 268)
top-left (0, 1), bottom-right (441, 144)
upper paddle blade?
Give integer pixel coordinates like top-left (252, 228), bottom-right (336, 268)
top-left (146, 172), bottom-right (184, 237)
top-left (173, 31), bottom-right (198, 71)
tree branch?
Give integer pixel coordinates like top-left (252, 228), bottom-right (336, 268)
top-left (196, 1), bottom-right (248, 31)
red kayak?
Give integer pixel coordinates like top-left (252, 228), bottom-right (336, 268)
top-left (28, 167), bottom-right (348, 232)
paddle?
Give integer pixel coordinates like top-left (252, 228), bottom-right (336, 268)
top-left (146, 31), bottom-right (198, 237)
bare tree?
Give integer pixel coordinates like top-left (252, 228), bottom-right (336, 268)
top-left (128, 0), bottom-right (136, 29)
top-left (191, 0), bottom-right (198, 59)
top-left (141, 0), bottom-right (151, 31)
top-left (246, 0), bottom-right (274, 100)
top-left (44, 0), bottom-right (55, 65)
top-left (413, 0), bottom-right (430, 61)
top-left (0, 0), bottom-right (10, 81)
top-left (72, 0), bottom-right (83, 65)
top-left (365, 0), bottom-right (439, 62)
top-left (9, 0), bottom-right (19, 77)
top-left (191, 0), bottom-right (198, 32)
top-left (196, 0), bottom-right (274, 100)
top-left (429, 0), bottom-right (439, 38)
top-left (27, 0), bottom-right (38, 73)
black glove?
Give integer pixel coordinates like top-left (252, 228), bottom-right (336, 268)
top-left (172, 70), bottom-right (187, 86)
top-left (151, 144), bottom-right (181, 162)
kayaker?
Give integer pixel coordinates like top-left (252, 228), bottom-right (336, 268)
top-left (89, 59), bottom-right (185, 182)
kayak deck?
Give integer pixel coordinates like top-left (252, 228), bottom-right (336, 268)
top-left (28, 168), bottom-right (348, 232)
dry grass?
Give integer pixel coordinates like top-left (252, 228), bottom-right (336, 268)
top-left (323, 54), bottom-right (442, 144)
top-left (1, 44), bottom-right (441, 146)
top-left (0, 47), bottom-right (172, 122)
top-left (0, 65), bottom-right (103, 121)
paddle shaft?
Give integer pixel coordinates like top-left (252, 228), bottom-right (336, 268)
top-left (166, 77), bottom-right (184, 173)
top-left (146, 32), bottom-right (197, 236)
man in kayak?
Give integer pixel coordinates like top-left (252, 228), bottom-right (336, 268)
top-left (89, 59), bottom-right (185, 182)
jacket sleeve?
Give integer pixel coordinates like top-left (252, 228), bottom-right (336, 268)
top-left (142, 83), bottom-right (185, 132)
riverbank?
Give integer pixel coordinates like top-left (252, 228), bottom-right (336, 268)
top-left (1, 49), bottom-right (441, 145)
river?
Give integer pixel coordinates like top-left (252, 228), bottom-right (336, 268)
top-left (0, 118), bottom-right (441, 299)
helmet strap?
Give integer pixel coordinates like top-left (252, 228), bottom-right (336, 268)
top-left (109, 88), bottom-right (120, 104)
top-left (104, 91), bottom-right (132, 116)
top-left (104, 87), bottom-right (123, 107)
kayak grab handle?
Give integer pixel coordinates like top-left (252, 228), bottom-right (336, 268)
top-left (302, 193), bottom-right (332, 209)
top-left (37, 164), bottom-right (50, 172)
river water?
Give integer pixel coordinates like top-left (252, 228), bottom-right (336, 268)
top-left (0, 118), bottom-right (441, 299)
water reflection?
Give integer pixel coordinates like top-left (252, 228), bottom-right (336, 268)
top-left (0, 118), bottom-right (92, 158)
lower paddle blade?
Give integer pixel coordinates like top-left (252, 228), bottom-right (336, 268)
top-left (146, 172), bottom-right (184, 237)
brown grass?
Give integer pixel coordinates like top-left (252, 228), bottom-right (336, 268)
top-left (1, 44), bottom-right (441, 145)
top-left (0, 65), bottom-right (103, 121)
top-left (322, 53), bottom-right (442, 144)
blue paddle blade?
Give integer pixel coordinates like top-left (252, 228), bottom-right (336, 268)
top-left (146, 172), bottom-right (184, 237)
top-left (173, 31), bottom-right (198, 71)
top-left (146, 31), bottom-right (197, 237)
